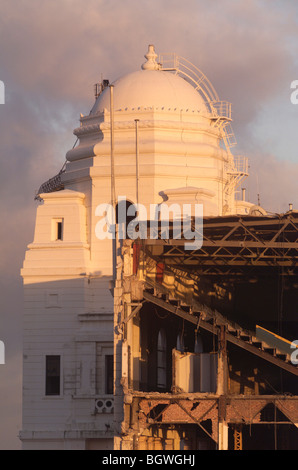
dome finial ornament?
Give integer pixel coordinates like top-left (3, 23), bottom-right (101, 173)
top-left (141, 44), bottom-right (160, 70)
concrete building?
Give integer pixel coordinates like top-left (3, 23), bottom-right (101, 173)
top-left (21, 45), bottom-right (298, 450)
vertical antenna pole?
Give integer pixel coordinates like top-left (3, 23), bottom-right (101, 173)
top-left (110, 85), bottom-right (117, 284)
top-left (135, 119), bottom-right (140, 205)
top-left (110, 85), bottom-right (116, 209)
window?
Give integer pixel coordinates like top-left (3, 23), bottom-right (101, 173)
top-left (95, 345), bottom-right (113, 395)
top-left (57, 221), bottom-right (63, 240)
top-left (45, 355), bottom-right (61, 396)
top-left (176, 332), bottom-right (185, 353)
top-left (105, 355), bottom-right (114, 395)
top-left (45, 291), bottom-right (60, 308)
top-left (52, 218), bottom-right (64, 241)
top-left (157, 329), bottom-right (167, 389)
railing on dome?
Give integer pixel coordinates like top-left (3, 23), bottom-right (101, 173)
top-left (224, 155), bottom-right (249, 199)
top-left (34, 137), bottom-right (80, 200)
top-left (232, 155), bottom-right (249, 176)
top-left (223, 122), bottom-right (237, 148)
top-left (158, 53), bottom-right (219, 103)
top-left (225, 155), bottom-right (249, 179)
top-left (158, 53), bottom-right (248, 197)
top-left (158, 53), bottom-right (236, 145)
top-left (34, 165), bottom-right (66, 200)
top-left (209, 100), bottom-right (232, 121)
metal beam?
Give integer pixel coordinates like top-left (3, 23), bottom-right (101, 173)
top-left (143, 291), bottom-right (298, 376)
top-left (225, 332), bottom-right (298, 376)
top-left (122, 302), bottom-right (144, 326)
top-left (174, 400), bottom-right (215, 442)
top-left (143, 239), bottom-right (298, 249)
top-left (143, 291), bottom-right (216, 335)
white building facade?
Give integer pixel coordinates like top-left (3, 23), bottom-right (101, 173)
top-left (20, 45), bottom-right (256, 450)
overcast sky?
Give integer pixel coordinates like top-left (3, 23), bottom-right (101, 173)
top-left (0, 0), bottom-right (298, 449)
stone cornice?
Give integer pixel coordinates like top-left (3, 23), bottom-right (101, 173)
top-left (73, 119), bottom-right (220, 138)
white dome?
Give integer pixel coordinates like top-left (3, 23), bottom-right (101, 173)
top-left (90, 70), bottom-right (208, 114)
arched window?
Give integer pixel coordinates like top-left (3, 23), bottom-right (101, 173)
top-left (157, 329), bottom-right (167, 389)
top-left (176, 332), bottom-right (185, 353)
top-left (194, 334), bottom-right (203, 353)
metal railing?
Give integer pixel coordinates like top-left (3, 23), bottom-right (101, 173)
top-left (158, 53), bottom-right (219, 103)
top-left (35, 171), bottom-right (65, 200)
top-left (233, 155), bottom-right (249, 175)
top-left (209, 101), bottom-right (232, 120)
top-left (158, 53), bottom-right (238, 159)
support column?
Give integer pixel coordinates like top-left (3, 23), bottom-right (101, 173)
top-left (233, 424), bottom-right (243, 450)
top-left (217, 326), bottom-right (228, 450)
top-left (218, 421), bottom-right (229, 451)
top-left (217, 325), bottom-right (228, 395)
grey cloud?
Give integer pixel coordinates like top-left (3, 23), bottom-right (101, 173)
top-left (246, 151), bottom-right (298, 213)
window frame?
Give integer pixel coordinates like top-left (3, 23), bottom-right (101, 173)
top-left (105, 354), bottom-right (114, 395)
top-left (45, 354), bottom-right (62, 397)
top-left (51, 218), bottom-right (64, 241)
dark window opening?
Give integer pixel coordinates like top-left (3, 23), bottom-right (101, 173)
top-left (45, 355), bottom-right (61, 396)
top-left (57, 221), bottom-right (63, 240)
top-left (157, 329), bottom-right (167, 390)
top-left (105, 355), bottom-right (114, 395)
top-left (116, 200), bottom-right (136, 239)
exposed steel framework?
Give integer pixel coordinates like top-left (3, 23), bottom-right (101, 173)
top-left (115, 210), bottom-right (298, 449)
top-left (141, 211), bottom-right (298, 276)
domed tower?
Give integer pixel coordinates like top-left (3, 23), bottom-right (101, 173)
top-left (67, 44), bottom-right (250, 219)
top-left (20, 46), bottom-right (252, 450)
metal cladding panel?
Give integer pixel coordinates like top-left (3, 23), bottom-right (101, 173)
top-left (200, 353), bottom-right (218, 393)
top-left (174, 350), bottom-right (217, 393)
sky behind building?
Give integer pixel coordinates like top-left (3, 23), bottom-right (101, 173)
top-left (0, 0), bottom-right (298, 449)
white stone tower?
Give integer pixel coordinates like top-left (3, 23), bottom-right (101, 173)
top-left (20, 45), bottom-right (253, 450)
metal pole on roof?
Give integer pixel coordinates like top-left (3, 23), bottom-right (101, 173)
top-left (110, 85), bottom-right (117, 285)
top-left (135, 119), bottom-right (140, 206)
top-left (110, 85), bottom-right (116, 209)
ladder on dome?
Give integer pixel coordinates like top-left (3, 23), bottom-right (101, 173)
top-left (158, 53), bottom-right (248, 206)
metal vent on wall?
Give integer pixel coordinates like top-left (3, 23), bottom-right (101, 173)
top-left (95, 398), bottom-right (114, 414)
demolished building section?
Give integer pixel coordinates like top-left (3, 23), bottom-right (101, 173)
top-left (114, 213), bottom-right (298, 450)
